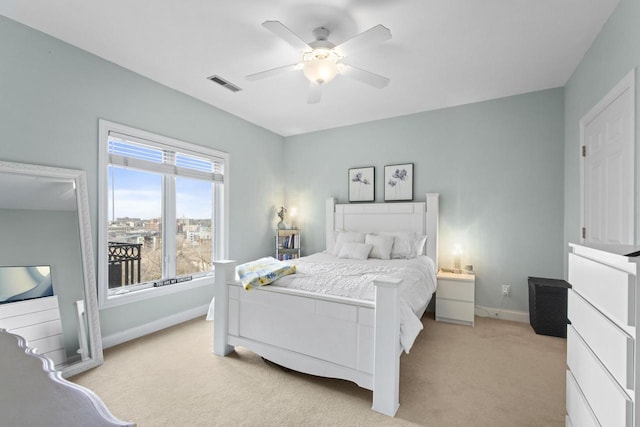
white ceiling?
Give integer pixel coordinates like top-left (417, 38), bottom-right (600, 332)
top-left (1, 0), bottom-right (619, 136)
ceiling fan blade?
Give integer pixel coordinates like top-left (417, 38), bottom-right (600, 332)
top-left (262, 21), bottom-right (311, 52)
top-left (307, 82), bottom-right (323, 104)
top-left (334, 24), bottom-right (391, 57)
top-left (246, 64), bottom-right (300, 81)
top-left (339, 64), bottom-right (389, 89)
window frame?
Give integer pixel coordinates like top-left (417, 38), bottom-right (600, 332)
top-left (98, 119), bottom-right (229, 308)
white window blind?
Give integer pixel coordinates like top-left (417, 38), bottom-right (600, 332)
top-left (108, 131), bottom-right (224, 183)
top-left (98, 119), bottom-right (229, 309)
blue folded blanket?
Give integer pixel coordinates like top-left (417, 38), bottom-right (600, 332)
top-left (236, 257), bottom-right (296, 290)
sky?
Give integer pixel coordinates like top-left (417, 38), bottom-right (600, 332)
top-left (109, 167), bottom-right (213, 220)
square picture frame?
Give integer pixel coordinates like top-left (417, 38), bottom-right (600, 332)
top-left (384, 163), bottom-right (414, 201)
top-left (348, 166), bottom-right (375, 202)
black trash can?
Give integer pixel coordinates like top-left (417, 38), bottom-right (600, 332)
top-left (528, 277), bottom-right (571, 338)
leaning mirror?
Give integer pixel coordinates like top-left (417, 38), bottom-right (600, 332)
top-left (0, 160), bottom-right (103, 377)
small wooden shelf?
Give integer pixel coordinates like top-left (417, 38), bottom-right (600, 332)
top-left (275, 229), bottom-right (301, 260)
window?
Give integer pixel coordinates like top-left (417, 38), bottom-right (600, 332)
top-left (98, 120), bottom-right (228, 308)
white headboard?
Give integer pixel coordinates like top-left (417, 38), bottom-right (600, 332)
top-left (325, 193), bottom-right (440, 268)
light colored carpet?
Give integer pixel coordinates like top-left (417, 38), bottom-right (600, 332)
top-left (71, 313), bottom-right (566, 427)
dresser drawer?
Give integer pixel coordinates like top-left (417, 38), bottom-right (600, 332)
top-left (436, 298), bottom-right (474, 323)
top-left (437, 279), bottom-right (474, 302)
top-left (566, 370), bottom-right (600, 427)
top-left (568, 289), bottom-right (634, 390)
top-left (567, 326), bottom-right (632, 426)
top-left (568, 253), bottom-right (635, 328)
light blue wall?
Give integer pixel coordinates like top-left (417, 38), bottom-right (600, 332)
top-left (564, 0), bottom-right (640, 254)
top-left (0, 17), bottom-right (285, 338)
top-left (284, 88), bottom-right (565, 312)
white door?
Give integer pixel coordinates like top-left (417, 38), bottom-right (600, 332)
top-left (581, 70), bottom-right (635, 245)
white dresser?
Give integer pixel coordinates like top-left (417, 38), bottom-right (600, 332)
top-left (436, 271), bottom-right (475, 326)
top-left (566, 243), bottom-right (640, 427)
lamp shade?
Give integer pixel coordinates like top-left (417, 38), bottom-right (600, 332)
top-left (453, 244), bottom-right (462, 273)
top-left (303, 49), bottom-right (339, 85)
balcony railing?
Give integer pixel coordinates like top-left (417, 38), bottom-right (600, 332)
top-left (108, 242), bottom-right (142, 289)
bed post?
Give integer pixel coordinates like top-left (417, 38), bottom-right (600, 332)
top-left (213, 260), bottom-right (236, 356)
top-left (372, 277), bottom-right (402, 417)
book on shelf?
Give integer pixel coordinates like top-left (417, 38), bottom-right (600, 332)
top-left (280, 234), bottom-right (299, 249)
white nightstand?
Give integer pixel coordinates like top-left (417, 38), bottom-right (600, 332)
top-left (436, 270), bottom-right (475, 326)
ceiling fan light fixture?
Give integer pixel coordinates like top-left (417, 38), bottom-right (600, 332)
top-left (247, 21), bottom-right (391, 102)
top-left (303, 58), bottom-right (338, 85)
top-left (302, 48), bottom-right (341, 85)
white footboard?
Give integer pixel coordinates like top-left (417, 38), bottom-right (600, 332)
top-left (212, 261), bottom-right (402, 417)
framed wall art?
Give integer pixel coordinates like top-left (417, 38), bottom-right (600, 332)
top-left (384, 163), bottom-right (413, 201)
top-left (348, 166), bottom-right (375, 202)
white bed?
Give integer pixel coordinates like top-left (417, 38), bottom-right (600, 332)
top-left (212, 193), bottom-right (439, 416)
top-left (273, 252), bottom-right (436, 353)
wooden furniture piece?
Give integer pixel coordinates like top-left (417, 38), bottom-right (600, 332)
top-left (566, 243), bottom-right (638, 426)
top-left (213, 193), bottom-right (439, 417)
top-left (435, 270), bottom-right (475, 326)
top-left (275, 228), bottom-right (300, 260)
top-left (0, 329), bottom-right (134, 426)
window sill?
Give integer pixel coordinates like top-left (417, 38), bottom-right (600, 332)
top-left (98, 274), bottom-right (214, 309)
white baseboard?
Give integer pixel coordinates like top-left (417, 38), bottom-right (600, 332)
top-left (102, 304), bottom-right (209, 349)
top-left (474, 305), bottom-right (529, 323)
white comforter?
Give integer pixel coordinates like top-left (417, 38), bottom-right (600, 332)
top-left (275, 252), bottom-right (437, 353)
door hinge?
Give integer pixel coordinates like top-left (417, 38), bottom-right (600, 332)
top-left (582, 146), bottom-right (586, 157)
top-left (581, 227), bottom-right (586, 239)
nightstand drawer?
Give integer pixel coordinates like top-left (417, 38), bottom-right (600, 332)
top-left (436, 299), bottom-right (474, 323)
top-left (437, 279), bottom-right (474, 302)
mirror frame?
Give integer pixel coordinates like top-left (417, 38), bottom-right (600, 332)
top-left (0, 160), bottom-right (103, 377)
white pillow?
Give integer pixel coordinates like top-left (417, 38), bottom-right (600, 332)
top-left (380, 231), bottom-right (419, 259)
top-left (365, 233), bottom-right (394, 260)
top-left (337, 242), bottom-right (373, 260)
top-left (332, 231), bottom-right (366, 256)
top-left (416, 235), bottom-right (428, 256)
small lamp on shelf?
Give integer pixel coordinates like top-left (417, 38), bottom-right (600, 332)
top-left (453, 244), bottom-right (462, 274)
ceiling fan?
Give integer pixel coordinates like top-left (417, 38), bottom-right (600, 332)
top-left (247, 21), bottom-right (392, 104)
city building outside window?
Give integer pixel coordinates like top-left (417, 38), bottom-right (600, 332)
top-left (98, 120), bottom-right (228, 308)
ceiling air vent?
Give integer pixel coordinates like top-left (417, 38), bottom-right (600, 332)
top-left (207, 75), bottom-right (242, 92)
